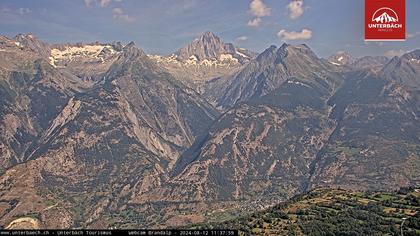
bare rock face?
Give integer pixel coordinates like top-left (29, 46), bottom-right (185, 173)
top-left (0, 36), bottom-right (219, 228)
top-left (149, 32), bottom-right (255, 92)
top-left (309, 51), bottom-right (420, 190)
top-left (309, 71), bottom-right (419, 191)
top-left (0, 33), bottom-right (419, 229)
top-left (350, 56), bottom-right (389, 72)
top-left (160, 45), bottom-right (344, 203)
top-left (175, 31), bottom-right (227, 60)
top-left (133, 47), bottom-right (419, 227)
top-left (175, 31), bottom-right (251, 63)
top-left (382, 49), bottom-right (420, 90)
top-left (103, 42), bottom-right (219, 162)
top-left (204, 43), bottom-right (342, 110)
top-left (0, 40), bottom-right (91, 172)
top-left (327, 51), bottom-right (390, 72)
top-left (13, 33), bottom-right (50, 57)
top-left (49, 42), bottom-right (123, 82)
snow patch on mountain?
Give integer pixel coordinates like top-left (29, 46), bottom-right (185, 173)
top-left (148, 53), bottom-right (241, 67)
top-left (49, 45), bottom-right (118, 67)
top-left (236, 51), bottom-right (249, 58)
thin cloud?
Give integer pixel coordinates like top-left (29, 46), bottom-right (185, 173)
top-left (113, 7), bottom-right (123, 15)
top-left (384, 49), bottom-right (406, 57)
top-left (84, 0), bottom-right (94, 7)
top-left (112, 8), bottom-right (135, 22)
top-left (1, 7), bottom-right (32, 15)
top-left (407, 32), bottom-right (420, 39)
top-left (247, 18), bottom-right (262, 27)
top-left (18, 8), bottom-right (32, 15)
top-left (84, 0), bottom-right (117, 8)
top-left (249, 0), bottom-right (271, 17)
top-left (277, 28), bottom-right (312, 40)
top-left (99, 0), bottom-right (111, 7)
top-left (287, 0), bottom-right (305, 19)
top-left (236, 36), bottom-right (248, 42)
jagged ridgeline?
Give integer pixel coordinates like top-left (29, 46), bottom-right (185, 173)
top-left (0, 32), bottom-right (419, 229)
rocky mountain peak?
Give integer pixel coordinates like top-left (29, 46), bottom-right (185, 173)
top-left (121, 41), bottom-right (146, 59)
top-left (13, 33), bottom-right (50, 57)
top-left (174, 31), bottom-right (253, 63)
top-left (210, 42), bottom-right (339, 109)
top-left (176, 31), bottom-right (226, 61)
top-left (381, 49), bottom-right (420, 88)
top-left (285, 44), bottom-right (314, 54)
top-left (198, 31), bottom-right (219, 42)
top-left (350, 56), bottom-right (389, 72)
top-left (14, 33), bottom-right (38, 41)
top-left (401, 49), bottom-right (420, 60)
top-left (256, 43), bottom-right (322, 65)
top-left (262, 43), bottom-right (317, 62)
top-left (255, 45), bottom-right (277, 62)
top-left (1, 32), bottom-right (419, 230)
top-left (104, 41), bottom-right (152, 80)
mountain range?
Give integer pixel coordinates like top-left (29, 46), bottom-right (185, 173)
top-left (0, 32), bottom-right (418, 229)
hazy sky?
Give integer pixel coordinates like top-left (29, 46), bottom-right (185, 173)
top-left (0, 0), bottom-right (419, 57)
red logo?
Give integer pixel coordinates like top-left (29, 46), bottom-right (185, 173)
top-left (365, 0), bottom-right (406, 41)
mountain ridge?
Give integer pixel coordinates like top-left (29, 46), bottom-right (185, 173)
top-left (0, 33), bottom-right (419, 229)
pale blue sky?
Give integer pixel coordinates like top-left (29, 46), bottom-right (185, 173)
top-left (0, 0), bottom-right (419, 57)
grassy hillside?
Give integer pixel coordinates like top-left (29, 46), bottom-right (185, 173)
top-left (193, 187), bottom-right (420, 235)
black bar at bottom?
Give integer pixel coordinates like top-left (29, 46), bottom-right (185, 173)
top-left (0, 230), bottom-right (238, 236)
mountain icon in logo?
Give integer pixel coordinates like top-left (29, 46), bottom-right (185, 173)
top-left (372, 7), bottom-right (399, 23)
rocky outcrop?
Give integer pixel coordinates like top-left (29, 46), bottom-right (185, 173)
top-left (175, 31), bottom-right (253, 63)
top-left (0, 33), bottom-right (419, 229)
top-left (149, 32), bottom-right (255, 92)
top-left (0, 38), bottom-right (219, 228)
top-left (205, 43), bottom-right (341, 109)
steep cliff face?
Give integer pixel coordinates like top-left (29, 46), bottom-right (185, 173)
top-left (350, 56), bottom-right (389, 72)
top-left (0, 35), bottom-right (92, 171)
top-left (103, 42), bottom-right (219, 162)
top-left (0, 37), bottom-right (219, 228)
top-left (131, 48), bottom-right (419, 226)
top-left (309, 52), bottom-right (420, 190)
top-left (149, 32), bottom-right (255, 93)
top-left (204, 44), bottom-right (341, 109)
top-left (0, 33), bottom-right (419, 229)
top-left (174, 31), bottom-right (253, 63)
top-left (130, 45), bottom-right (344, 210)
top-left (162, 77), bottom-right (341, 204)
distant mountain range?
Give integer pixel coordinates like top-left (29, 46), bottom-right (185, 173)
top-left (0, 32), bottom-right (419, 229)
top-left (328, 51), bottom-right (390, 72)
